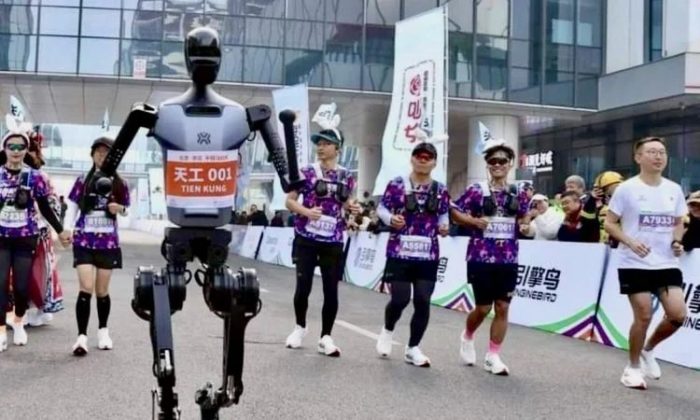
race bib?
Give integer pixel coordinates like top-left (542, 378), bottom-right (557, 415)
top-left (306, 215), bottom-right (337, 237)
top-left (484, 216), bottom-right (516, 240)
top-left (165, 150), bottom-right (238, 209)
top-left (638, 212), bottom-right (674, 233)
top-left (398, 235), bottom-right (432, 259)
top-left (84, 212), bottom-right (115, 234)
top-left (0, 205), bottom-right (28, 228)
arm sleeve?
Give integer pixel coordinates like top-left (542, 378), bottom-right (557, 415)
top-left (37, 196), bottom-right (63, 234)
top-left (377, 202), bottom-right (393, 226)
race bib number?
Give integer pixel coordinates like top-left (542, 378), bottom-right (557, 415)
top-left (0, 205), bottom-right (28, 228)
top-left (84, 212), bottom-right (115, 234)
top-left (484, 216), bottom-right (516, 240)
top-left (165, 150), bottom-right (238, 209)
top-left (306, 215), bottom-right (337, 237)
top-left (638, 212), bottom-right (674, 233)
top-left (398, 235), bottom-right (432, 259)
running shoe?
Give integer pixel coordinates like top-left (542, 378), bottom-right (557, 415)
top-left (27, 309), bottom-right (45, 327)
top-left (459, 331), bottom-right (476, 366)
top-left (13, 324), bottom-right (27, 346)
top-left (317, 335), bottom-right (341, 357)
top-left (404, 346), bottom-right (431, 367)
top-left (640, 349), bottom-right (661, 380)
top-left (72, 335), bottom-right (89, 357)
top-left (285, 325), bottom-right (307, 349)
top-left (376, 327), bottom-right (393, 357)
top-left (484, 352), bottom-right (509, 376)
top-left (97, 328), bottom-right (113, 350)
top-left (620, 365), bottom-right (647, 390)
top-left (0, 330), bottom-right (7, 352)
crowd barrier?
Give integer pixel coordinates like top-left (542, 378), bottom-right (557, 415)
top-left (129, 222), bottom-right (700, 370)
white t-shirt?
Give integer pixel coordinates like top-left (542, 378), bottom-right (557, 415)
top-left (608, 176), bottom-right (687, 269)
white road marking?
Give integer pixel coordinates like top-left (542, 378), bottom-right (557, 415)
top-left (335, 320), bottom-right (401, 346)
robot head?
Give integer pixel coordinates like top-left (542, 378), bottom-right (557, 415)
top-left (185, 27), bottom-right (221, 86)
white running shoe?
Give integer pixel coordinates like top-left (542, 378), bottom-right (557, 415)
top-left (13, 324), bottom-right (27, 346)
top-left (41, 312), bottom-right (54, 324)
top-left (640, 350), bottom-right (661, 380)
top-left (459, 331), bottom-right (476, 366)
top-left (376, 327), bottom-right (393, 357)
top-left (0, 330), bottom-right (7, 352)
top-left (483, 352), bottom-right (509, 376)
top-left (97, 328), bottom-right (114, 350)
top-left (317, 335), bottom-right (341, 357)
top-left (285, 325), bottom-right (308, 349)
top-left (404, 346), bottom-right (431, 367)
top-left (27, 309), bottom-right (45, 327)
top-left (620, 365), bottom-right (647, 390)
top-left (72, 335), bottom-right (89, 357)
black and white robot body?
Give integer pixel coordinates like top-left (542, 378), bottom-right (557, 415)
top-left (81, 27), bottom-right (302, 420)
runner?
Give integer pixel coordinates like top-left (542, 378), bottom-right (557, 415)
top-left (0, 121), bottom-right (71, 352)
top-left (374, 142), bottom-right (450, 367)
top-left (68, 136), bottom-right (130, 356)
top-left (450, 139), bottom-right (530, 375)
top-left (284, 128), bottom-right (361, 357)
top-left (604, 137), bottom-right (687, 390)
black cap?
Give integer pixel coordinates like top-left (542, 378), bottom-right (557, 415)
top-left (411, 142), bottom-right (437, 159)
top-left (311, 129), bottom-right (343, 147)
top-left (91, 136), bottom-right (114, 151)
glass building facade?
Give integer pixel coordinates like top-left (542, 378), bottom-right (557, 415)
top-left (0, 0), bottom-right (604, 108)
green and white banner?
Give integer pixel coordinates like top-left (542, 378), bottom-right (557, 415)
top-left (344, 232), bottom-right (390, 290)
top-left (431, 236), bottom-right (473, 312)
top-left (257, 227), bottom-right (295, 267)
top-left (509, 241), bottom-right (607, 339)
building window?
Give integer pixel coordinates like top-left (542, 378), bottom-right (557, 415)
top-left (647, 0), bottom-right (663, 62)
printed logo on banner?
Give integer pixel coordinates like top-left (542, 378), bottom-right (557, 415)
top-left (515, 265), bottom-right (561, 302)
top-left (354, 247), bottom-right (377, 271)
top-left (681, 281), bottom-right (700, 330)
top-left (436, 257), bottom-right (448, 283)
top-left (395, 62), bottom-right (436, 150)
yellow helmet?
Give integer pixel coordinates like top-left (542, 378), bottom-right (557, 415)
top-left (594, 171), bottom-right (623, 189)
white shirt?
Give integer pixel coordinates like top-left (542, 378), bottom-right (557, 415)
top-left (608, 176), bottom-right (687, 269)
top-left (526, 207), bottom-right (564, 240)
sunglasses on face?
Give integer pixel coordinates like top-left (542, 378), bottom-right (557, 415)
top-left (487, 157), bottom-right (509, 166)
top-left (413, 152), bottom-right (435, 161)
top-left (5, 143), bottom-right (27, 152)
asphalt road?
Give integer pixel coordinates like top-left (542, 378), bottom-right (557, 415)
top-left (1, 230), bottom-right (699, 420)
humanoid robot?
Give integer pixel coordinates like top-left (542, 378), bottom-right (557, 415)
top-left (80, 27), bottom-right (302, 420)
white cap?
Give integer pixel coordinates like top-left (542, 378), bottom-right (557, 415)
top-left (530, 193), bottom-right (548, 203)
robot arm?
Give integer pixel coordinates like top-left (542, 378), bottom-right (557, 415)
top-left (80, 104), bottom-right (158, 213)
top-left (246, 105), bottom-right (304, 192)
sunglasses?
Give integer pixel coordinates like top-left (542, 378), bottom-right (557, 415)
top-left (487, 157), bottom-right (509, 166)
top-left (413, 152), bottom-right (435, 161)
top-left (5, 143), bottom-right (27, 152)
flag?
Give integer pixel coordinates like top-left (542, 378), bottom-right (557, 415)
top-left (101, 108), bottom-right (110, 131)
top-left (474, 121), bottom-right (492, 154)
top-left (10, 95), bottom-right (25, 122)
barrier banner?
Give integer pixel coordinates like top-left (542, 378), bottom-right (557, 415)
top-left (508, 241), bottom-right (608, 340)
top-left (239, 226), bottom-right (265, 259)
top-left (372, 7), bottom-right (448, 195)
top-left (431, 236), bottom-right (473, 312)
top-left (229, 225), bottom-right (247, 255)
top-left (257, 227), bottom-right (295, 267)
top-left (595, 249), bottom-right (700, 369)
top-left (343, 232), bottom-right (390, 290)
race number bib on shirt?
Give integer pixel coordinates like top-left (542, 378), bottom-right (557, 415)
top-left (0, 205), bottom-right (28, 228)
top-left (165, 150), bottom-right (238, 209)
top-left (305, 215), bottom-right (337, 237)
top-left (484, 216), bottom-right (516, 240)
top-left (638, 212), bottom-right (674, 233)
top-left (84, 212), bottom-right (115, 234)
top-left (398, 235), bottom-right (432, 259)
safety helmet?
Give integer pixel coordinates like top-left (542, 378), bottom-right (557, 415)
top-left (594, 171), bottom-right (623, 189)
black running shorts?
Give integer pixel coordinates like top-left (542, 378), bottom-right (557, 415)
top-left (618, 268), bottom-right (683, 295)
top-left (73, 246), bottom-right (123, 270)
top-left (467, 261), bottom-right (518, 306)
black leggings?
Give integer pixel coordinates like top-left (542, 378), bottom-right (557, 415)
top-left (292, 235), bottom-right (344, 337)
top-left (0, 236), bottom-right (38, 327)
top-left (385, 280), bottom-right (436, 347)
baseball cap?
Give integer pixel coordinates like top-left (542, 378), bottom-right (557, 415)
top-left (687, 191), bottom-right (700, 205)
top-left (412, 142), bottom-right (437, 159)
top-left (311, 129), bottom-right (343, 147)
top-left (531, 193), bottom-right (548, 203)
top-left (91, 136), bottom-right (114, 151)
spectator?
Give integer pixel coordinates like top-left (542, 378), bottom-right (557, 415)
top-left (518, 181), bottom-right (535, 201)
top-left (521, 194), bottom-right (564, 240)
top-left (236, 211), bottom-right (248, 225)
top-left (565, 174), bottom-right (600, 218)
top-left (556, 191), bottom-right (600, 243)
top-left (248, 204), bottom-right (268, 226)
top-left (683, 191), bottom-right (700, 251)
top-left (594, 171), bottom-right (624, 246)
top-left (270, 211), bottom-right (285, 227)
